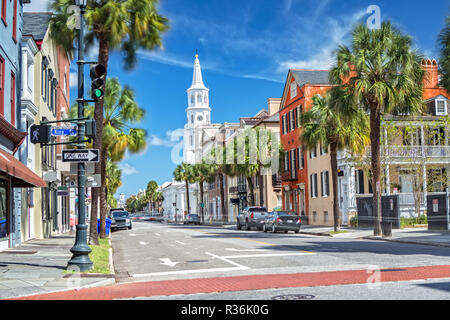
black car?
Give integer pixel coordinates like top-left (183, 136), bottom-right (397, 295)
top-left (263, 211), bottom-right (301, 233)
top-left (110, 211), bottom-right (132, 231)
top-left (184, 214), bottom-right (201, 225)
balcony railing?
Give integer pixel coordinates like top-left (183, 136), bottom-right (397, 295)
top-left (281, 171), bottom-right (297, 181)
top-left (338, 146), bottom-right (450, 161)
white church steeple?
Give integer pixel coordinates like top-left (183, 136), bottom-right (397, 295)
top-left (184, 52), bottom-right (212, 164)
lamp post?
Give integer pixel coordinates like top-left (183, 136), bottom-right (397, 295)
top-left (67, 0), bottom-right (93, 272)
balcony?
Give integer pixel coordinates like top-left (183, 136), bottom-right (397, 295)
top-left (384, 146), bottom-right (450, 158)
top-left (272, 174), bottom-right (281, 187)
top-left (229, 184), bottom-right (247, 194)
top-left (281, 171), bottom-right (297, 181)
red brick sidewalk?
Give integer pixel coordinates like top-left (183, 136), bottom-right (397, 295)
top-left (11, 265), bottom-right (450, 300)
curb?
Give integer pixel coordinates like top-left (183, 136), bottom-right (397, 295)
top-left (108, 235), bottom-right (115, 276)
top-left (362, 236), bottom-right (450, 248)
top-left (299, 231), bottom-right (332, 237)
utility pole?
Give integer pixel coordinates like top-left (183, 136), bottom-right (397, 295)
top-left (67, 0), bottom-right (93, 272)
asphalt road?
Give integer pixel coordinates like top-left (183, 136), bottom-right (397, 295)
top-left (110, 221), bottom-right (450, 299)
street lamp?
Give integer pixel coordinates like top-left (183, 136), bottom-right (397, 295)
top-left (67, 0), bottom-right (93, 272)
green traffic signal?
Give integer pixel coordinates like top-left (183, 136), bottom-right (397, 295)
top-left (90, 63), bottom-right (106, 101)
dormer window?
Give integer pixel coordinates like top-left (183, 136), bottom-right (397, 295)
top-left (435, 99), bottom-right (447, 116)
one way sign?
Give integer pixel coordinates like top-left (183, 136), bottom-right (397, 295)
top-left (62, 149), bottom-right (100, 163)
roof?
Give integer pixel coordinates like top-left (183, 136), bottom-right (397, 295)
top-left (291, 69), bottom-right (330, 86)
top-left (23, 12), bottom-right (53, 40)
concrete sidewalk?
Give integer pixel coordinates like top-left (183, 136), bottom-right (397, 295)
top-left (0, 231), bottom-right (115, 300)
top-left (300, 225), bottom-right (450, 248)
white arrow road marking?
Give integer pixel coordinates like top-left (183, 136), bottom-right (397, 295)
top-left (129, 234), bottom-right (137, 237)
top-left (175, 240), bottom-right (185, 245)
top-left (225, 248), bottom-right (266, 252)
top-left (139, 241), bottom-right (149, 246)
top-left (155, 233), bottom-right (160, 236)
top-left (160, 258), bottom-right (179, 267)
top-left (133, 252), bottom-right (249, 278)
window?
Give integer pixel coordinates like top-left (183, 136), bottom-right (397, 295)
top-left (290, 109), bottom-right (295, 132)
top-left (298, 147), bottom-right (304, 169)
top-left (290, 82), bottom-right (297, 99)
top-left (310, 173), bottom-right (318, 198)
top-left (324, 211), bottom-right (329, 224)
top-left (320, 142), bottom-right (327, 155)
top-left (0, 55), bottom-right (4, 117)
top-left (287, 111), bottom-right (291, 132)
top-left (12, 0), bottom-right (17, 41)
top-left (0, 180), bottom-right (7, 239)
top-left (1, 0), bottom-right (6, 25)
top-left (10, 72), bottom-right (15, 126)
top-left (189, 135), bottom-right (193, 146)
top-left (321, 171), bottom-right (329, 197)
top-left (296, 105), bottom-right (302, 127)
top-left (355, 169), bottom-right (364, 194)
top-left (290, 149), bottom-right (296, 179)
top-left (310, 146), bottom-right (317, 159)
top-left (190, 94), bottom-right (194, 105)
top-left (284, 152), bottom-right (289, 171)
top-left (435, 99), bottom-right (447, 116)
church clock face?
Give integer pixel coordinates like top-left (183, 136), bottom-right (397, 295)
top-left (197, 115), bottom-right (203, 122)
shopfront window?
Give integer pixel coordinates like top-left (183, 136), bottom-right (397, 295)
top-left (0, 180), bottom-right (7, 239)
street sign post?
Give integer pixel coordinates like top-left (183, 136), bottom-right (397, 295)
top-left (51, 127), bottom-right (77, 136)
top-left (57, 186), bottom-right (69, 197)
top-left (62, 149), bottom-right (99, 163)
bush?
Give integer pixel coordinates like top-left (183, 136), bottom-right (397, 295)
top-left (350, 215), bottom-right (358, 228)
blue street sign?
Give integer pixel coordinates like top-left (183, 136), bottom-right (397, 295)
top-left (51, 127), bottom-right (77, 136)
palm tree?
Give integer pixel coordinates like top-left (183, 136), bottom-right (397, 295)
top-left (146, 180), bottom-right (158, 212)
top-left (69, 78), bottom-right (146, 242)
top-left (329, 22), bottom-right (425, 236)
top-left (106, 160), bottom-right (122, 211)
top-left (438, 15), bottom-right (450, 92)
top-left (173, 163), bottom-right (196, 219)
top-left (193, 162), bottom-right (216, 224)
top-left (151, 191), bottom-right (164, 213)
top-left (50, 0), bottom-right (168, 241)
top-left (299, 88), bottom-right (370, 232)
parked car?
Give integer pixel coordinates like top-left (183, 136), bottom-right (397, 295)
top-left (263, 211), bottom-right (301, 233)
top-left (184, 214), bottom-right (201, 225)
top-left (110, 210), bottom-right (132, 231)
top-left (236, 206), bottom-right (268, 231)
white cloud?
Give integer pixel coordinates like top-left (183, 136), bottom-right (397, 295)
top-left (148, 128), bottom-right (184, 147)
top-left (118, 163), bottom-right (138, 176)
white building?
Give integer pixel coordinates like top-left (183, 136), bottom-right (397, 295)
top-left (161, 53), bottom-right (223, 220)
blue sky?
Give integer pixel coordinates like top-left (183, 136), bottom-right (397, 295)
top-left (26, 0), bottom-right (449, 198)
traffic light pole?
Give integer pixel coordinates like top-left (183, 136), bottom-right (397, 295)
top-left (67, 3), bottom-right (93, 272)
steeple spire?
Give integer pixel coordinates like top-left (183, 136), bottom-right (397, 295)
top-left (190, 52), bottom-right (206, 89)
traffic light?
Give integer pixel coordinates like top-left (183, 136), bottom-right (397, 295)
top-left (30, 124), bottom-right (51, 144)
top-left (85, 119), bottom-right (96, 138)
top-left (90, 64), bottom-right (106, 101)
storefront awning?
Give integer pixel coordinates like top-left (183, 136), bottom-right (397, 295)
top-left (0, 149), bottom-right (47, 188)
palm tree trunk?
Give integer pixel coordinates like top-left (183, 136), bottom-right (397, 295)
top-left (185, 179), bottom-right (190, 216)
top-left (370, 105), bottom-right (382, 236)
top-left (99, 145), bottom-right (107, 238)
top-left (219, 172), bottom-right (227, 222)
top-left (258, 170), bottom-right (264, 207)
top-left (330, 141), bottom-right (340, 232)
top-left (90, 33), bottom-right (109, 244)
top-left (200, 180), bottom-right (204, 224)
top-left (97, 34), bottom-right (109, 239)
top-left (246, 177), bottom-right (255, 206)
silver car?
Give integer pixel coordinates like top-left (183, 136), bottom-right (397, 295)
top-left (111, 211), bottom-right (132, 231)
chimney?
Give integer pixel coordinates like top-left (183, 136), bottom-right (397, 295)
top-left (267, 98), bottom-right (281, 116)
top-left (421, 59), bottom-right (439, 88)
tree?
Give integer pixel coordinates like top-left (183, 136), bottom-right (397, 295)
top-left (151, 191), bottom-right (164, 213)
top-left (69, 77), bottom-right (146, 242)
top-left (106, 160), bottom-right (122, 210)
top-left (145, 180), bottom-right (158, 212)
top-left (329, 22), bottom-right (425, 236)
top-left (192, 162), bottom-right (216, 224)
top-left (299, 88), bottom-right (370, 232)
top-left (173, 163), bottom-right (196, 219)
top-left (50, 0), bottom-right (168, 241)
top-left (438, 15), bottom-right (450, 92)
